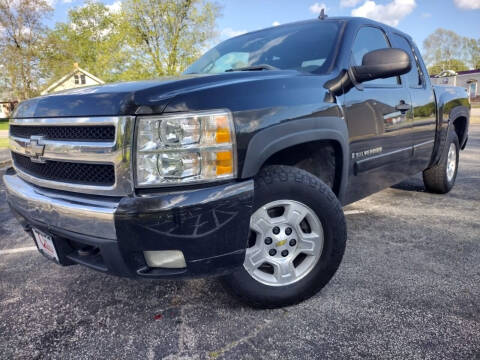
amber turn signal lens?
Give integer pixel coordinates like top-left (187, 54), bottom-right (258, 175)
top-left (216, 150), bottom-right (233, 175)
top-left (215, 115), bottom-right (231, 143)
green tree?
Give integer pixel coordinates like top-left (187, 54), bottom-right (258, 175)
top-left (123, 0), bottom-right (221, 76)
top-left (41, 1), bottom-right (138, 85)
top-left (423, 29), bottom-right (463, 70)
top-left (427, 59), bottom-right (469, 75)
top-left (463, 37), bottom-right (480, 70)
top-left (0, 0), bottom-right (52, 100)
top-left (423, 28), bottom-right (480, 72)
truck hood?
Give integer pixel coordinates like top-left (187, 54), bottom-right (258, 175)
top-left (12, 71), bottom-right (302, 118)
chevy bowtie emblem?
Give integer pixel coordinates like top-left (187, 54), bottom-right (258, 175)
top-left (25, 135), bottom-right (46, 163)
top-left (275, 240), bottom-right (287, 247)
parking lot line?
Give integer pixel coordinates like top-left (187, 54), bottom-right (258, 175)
top-left (0, 246), bottom-right (37, 255)
top-left (344, 210), bottom-right (365, 215)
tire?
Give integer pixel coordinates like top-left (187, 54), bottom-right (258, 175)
top-left (423, 130), bottom-right (459, 194)
top-left (220, 165), bottom-right (347, 308)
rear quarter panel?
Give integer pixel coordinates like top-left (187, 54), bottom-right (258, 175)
top-left (431, 85), bottom-right (470, 166)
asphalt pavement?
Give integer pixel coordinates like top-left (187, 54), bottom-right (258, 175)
top-left (0, 129), bottom-right (10, 166)
top-left (0, 149), bottom-right (10, 167)
top-left (0, 126), bottom-right (479, 359)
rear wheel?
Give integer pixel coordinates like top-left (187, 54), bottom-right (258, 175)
top-left (221, 165), bottom-right (346, 308)
top-left (423, 131), bottom-right (459, 194)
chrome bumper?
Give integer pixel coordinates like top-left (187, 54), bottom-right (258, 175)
top-left (3, 174), bottom-right (118, 239)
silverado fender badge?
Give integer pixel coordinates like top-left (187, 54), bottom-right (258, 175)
top-left (352, 147), bottom-right (383, 160)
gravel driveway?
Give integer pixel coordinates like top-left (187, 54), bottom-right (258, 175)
top-left (0, 126), bottom-right (479, 360)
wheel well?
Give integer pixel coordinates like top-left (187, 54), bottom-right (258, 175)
top-left (453, 116), bottom-right (467, 146)
top-left (261, 140), bottom-right (342, 196)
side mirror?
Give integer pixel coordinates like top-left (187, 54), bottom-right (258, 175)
top-left (351, 48), bottom-right (411, 83)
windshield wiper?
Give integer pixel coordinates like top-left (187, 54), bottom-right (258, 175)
top-left (226, 64), bottom-right (279, 72)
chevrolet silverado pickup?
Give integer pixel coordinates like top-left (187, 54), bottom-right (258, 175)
top-left (4, 17), bottom-right (470, 308)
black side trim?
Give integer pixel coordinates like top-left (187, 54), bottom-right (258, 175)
top-left (354, 146), bottom-right (412, 174)
top-left (413, 140), bottom-right (434, 150)
top-left (413, 139), bottom-right (434, 158)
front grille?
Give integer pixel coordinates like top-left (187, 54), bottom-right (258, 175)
top-left (9, 125), bottom-right (115, 141)
top-left (12, 153), bottom-right (115, 186)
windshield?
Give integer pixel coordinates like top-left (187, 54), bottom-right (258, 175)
top-left (185, 21), bottom-right (341, 75)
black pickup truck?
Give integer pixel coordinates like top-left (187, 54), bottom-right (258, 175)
top-left (4, 16), bottom-right (470, 308)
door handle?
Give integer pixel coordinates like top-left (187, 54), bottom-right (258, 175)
top-left (395, 101), bottom-right (410, 113)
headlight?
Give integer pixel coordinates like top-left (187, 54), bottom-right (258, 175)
top-left (135, 110), bottom-right (236, 186)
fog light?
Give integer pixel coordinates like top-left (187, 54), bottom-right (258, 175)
top-left (144, 250), bottom-right (186, 268)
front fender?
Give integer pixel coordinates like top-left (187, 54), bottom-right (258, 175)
top-left (240, 116), bottom-right (350, 203)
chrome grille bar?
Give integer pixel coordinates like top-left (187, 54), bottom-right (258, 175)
top-left (9, 116), bottom-right (135, 196)
top-left (10, 117), bottom-right (118, 126)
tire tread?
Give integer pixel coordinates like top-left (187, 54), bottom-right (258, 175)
top-left (221, 165), bottom-right (346, 308)
top-left (423, 131), bottom-right (459, 194)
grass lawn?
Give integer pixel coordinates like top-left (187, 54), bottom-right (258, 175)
top-left (0, 121), bottom-right (9, 131)
top-left (0, 138), bottom-right (9, 148)
top-left (471, 103), bottom-right (480, 108)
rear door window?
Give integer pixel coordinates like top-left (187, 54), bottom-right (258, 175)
top-left (393, 34), bottom-right (423, 87)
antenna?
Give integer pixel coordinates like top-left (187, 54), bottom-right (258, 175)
top-left (318, 8), bottom-right (327, 20)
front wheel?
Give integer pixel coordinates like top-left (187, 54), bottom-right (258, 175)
top-left (221, 165), bottom-right (347, 308)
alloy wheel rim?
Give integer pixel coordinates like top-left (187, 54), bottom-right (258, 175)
top-left (446, 143), bottom-right (457, 182)
top-left (244, 199), bottom-right (324, 287)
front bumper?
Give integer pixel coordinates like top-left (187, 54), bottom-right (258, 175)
top-left (3, 171), bottom-right (254, 278)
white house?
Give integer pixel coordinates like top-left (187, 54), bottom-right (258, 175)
top-left (41, 64), bottom-right (105, 95)
top-left (431, 69), bottom-right (480, 101)
top-left (0, 102), bottom-right (14, 119)
top-left (0, 90), bottom-right (16, 119)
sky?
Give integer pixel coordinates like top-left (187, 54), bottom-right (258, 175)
top-left (45, 0), bottom-right (480, 52)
